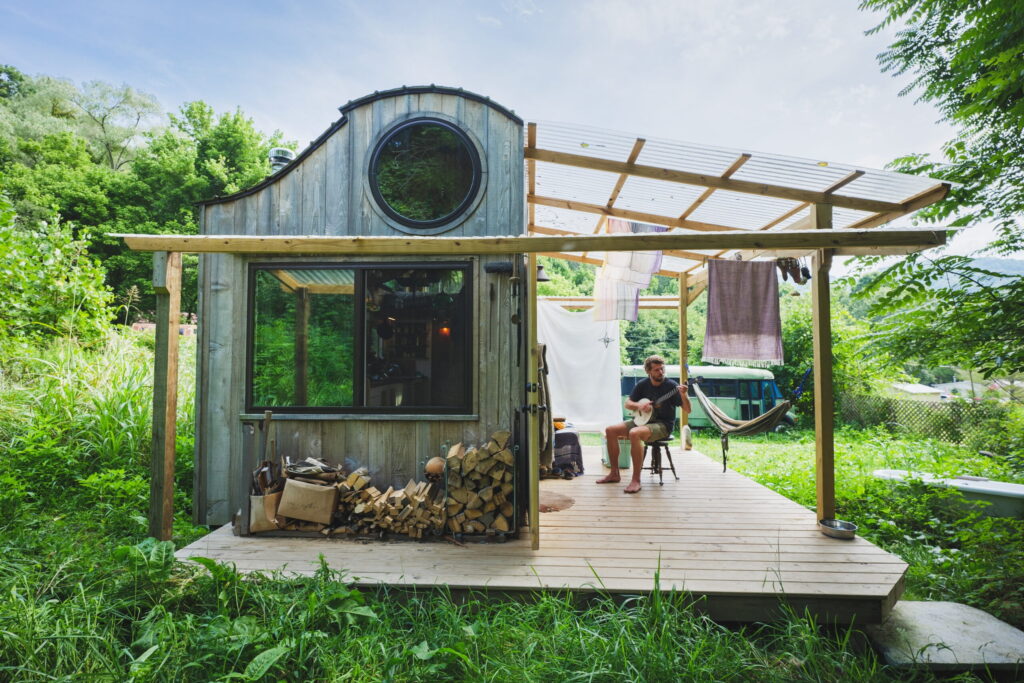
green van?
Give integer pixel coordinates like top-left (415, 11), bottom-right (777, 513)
top-left (620, 365), bottom-right (796, 430)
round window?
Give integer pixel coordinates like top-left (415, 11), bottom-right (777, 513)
top-left (370, 119), bottom-right (481, 228)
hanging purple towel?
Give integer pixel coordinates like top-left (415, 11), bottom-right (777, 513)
top-left (702, 260), bottom-right (783, 366)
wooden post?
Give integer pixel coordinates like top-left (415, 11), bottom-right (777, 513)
top-left (810, 204), bottom-right (835, 520)
top-left (294, 287), bottom-right (309, 405)
top-left (678, 273), bottom-right (690, 448)
top-left (149, 251), bottom-right (182, 541)
top-left (527, 253), bottom-right (541, 550)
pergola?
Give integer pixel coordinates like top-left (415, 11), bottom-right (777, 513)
top-left (523, 119), bottom-right (950, 539)
top-left (118, 120), bottom-right (951, 546)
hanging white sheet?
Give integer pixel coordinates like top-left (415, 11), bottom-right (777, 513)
top-left (537, 299), bottom-right (622, 431)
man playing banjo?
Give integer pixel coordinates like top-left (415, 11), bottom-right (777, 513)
top-left (598, 354), bottom-right (691, 493)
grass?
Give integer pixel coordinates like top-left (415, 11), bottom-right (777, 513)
top-left (0, 332), bottom-right (1018, 680)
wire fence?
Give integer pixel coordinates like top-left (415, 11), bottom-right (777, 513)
top-left (839, 394), bottom-right (1006, 446)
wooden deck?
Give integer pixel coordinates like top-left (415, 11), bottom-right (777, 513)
top-left (177, 446), bottom-right (907, 623)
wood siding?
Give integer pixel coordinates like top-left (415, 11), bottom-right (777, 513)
top-left (195, 92), bottom-right (524, 525)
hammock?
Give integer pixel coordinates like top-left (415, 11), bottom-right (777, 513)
top-left (692, 382), bottom-right (792, 472)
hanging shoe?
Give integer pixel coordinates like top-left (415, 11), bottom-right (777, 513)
top-left (777, 258), bottom-right (790, 281)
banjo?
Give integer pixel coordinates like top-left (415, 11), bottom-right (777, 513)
top-left (630, 384), bottom-right (681, 426)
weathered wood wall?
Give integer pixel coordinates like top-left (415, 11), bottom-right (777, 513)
top-left (194, 89), bottom-right (524, 525)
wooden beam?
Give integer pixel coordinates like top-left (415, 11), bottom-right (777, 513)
top-left (758, 202), bottom-right (810, 231)
top-left (536, 252), bottom-right (681, 279)
top-left (583, 137), bottom-right (645, 259)
top-left (295, 287), bottom-right (309, 405)
top-left (678, 273), bottom-right (689, 443)
top-left (529, 194), bottom-right (741, 232)
top-left (824, 169), bottom-right (865, 195)
top-left (115, 227), bottom-right (948, 255)
top-left (810, 203), bottom-right (835, 522)
top-left (679, 153), bottom-right (751, 220)
top-left (527, 123), bottom-right (537, 231)
top-left (530, 224), bottom-right (711, 262)
top-left (687, 280), bottom-right (706, 305)
top-left (527, 253), bottom-right (541, 551)
top-left (845, 182), bottom-right (951, 230)
top-left (149, 251), bottom-right (181, 541)
top-left (607, 138), bottom-right (646, 208)
top-left (541, 295), bottom-right (681, 309)
top-left (525, 147), bottom-right (907, 214)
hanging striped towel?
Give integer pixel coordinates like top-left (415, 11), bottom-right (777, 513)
top-left (592, 219), bottom-right (665, 321)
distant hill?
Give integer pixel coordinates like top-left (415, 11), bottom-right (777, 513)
top-left (970, 257), bottom-right (1024, 278)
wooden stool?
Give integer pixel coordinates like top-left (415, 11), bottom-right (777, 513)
top-left (642, 439), bottom-right (678, 485)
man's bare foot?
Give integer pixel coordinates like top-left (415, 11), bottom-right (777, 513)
top-left (623, 481), bottom-right (642, 494)
top-left (596, 475), bottom-right (620, 484)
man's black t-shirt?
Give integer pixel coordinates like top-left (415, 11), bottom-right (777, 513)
top-left (629, 378), bottom-right (682, 430)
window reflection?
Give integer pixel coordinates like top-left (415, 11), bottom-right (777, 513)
top-left (365, 268), bottom-right (468, 408)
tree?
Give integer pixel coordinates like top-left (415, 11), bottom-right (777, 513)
top-left (853, 1), bottom-right (1024, 377)
top-left (0, 73), bottom-right (158, 170)
top-left (0, 64), bottom-right (26, 99)
top-left (1, 131), bottom-right (118, 227)
top-left (94, 101), bottom-right (289, 312)
top-left (67, 80), bottom-right (161, 170)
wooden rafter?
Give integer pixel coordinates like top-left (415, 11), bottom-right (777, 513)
top-left (678, 153), bottom-right (751, 221)
top-left (541, 295), bottom-right (680, 309)
top-left (530, 224), bottom-right (711, 262)
top-left (527, 123), bottom-right (537, 230)
top-left (529, 194), bottom-right (742, 232)
top-left (709, 169), bottom-right (869, 260)
top-left (525, 147), bottom-right (907, 214)
top-left (607, 138), bottom-right (646, 209)
top-left (582, 137), bottom-right (645, 259)
top-left (846, 182), bottom-right (950, 230)
top-left (537, 252), bottom-right (680, 279)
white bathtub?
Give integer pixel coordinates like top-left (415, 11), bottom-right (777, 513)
top-left (873, 469), bottom-right (1024, 519)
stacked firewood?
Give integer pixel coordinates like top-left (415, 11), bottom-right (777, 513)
top-left (445, 430), bottom-right (515, 535)
top-left (326, 469), bottom-right (445, 539)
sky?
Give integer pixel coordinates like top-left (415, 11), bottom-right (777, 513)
top-left (0, 0), bottom-right (996, 258)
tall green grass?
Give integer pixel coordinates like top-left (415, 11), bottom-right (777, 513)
top-left (0, 333), bottom-right (1010, 680)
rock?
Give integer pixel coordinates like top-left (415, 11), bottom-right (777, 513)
top-left (866, 601), bottom-right (1024, 674)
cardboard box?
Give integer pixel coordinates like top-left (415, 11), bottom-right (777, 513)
top-left (249, 491), bottom-right (282, 533)
top-left (601, 438), bottom-right (632, 469)
top-left (277, 479), bottom-right (338, 525)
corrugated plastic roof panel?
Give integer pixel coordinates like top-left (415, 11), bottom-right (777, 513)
top-left (527, 120), bottom-right (949, 276)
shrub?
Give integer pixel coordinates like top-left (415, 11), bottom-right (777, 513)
top-left (0, 195), bottom-right (112, 360)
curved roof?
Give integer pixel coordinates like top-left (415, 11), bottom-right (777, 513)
top-left (200, 86), bottom-right (520, 207)
top-left (338, 85), bottom-right (521, 123)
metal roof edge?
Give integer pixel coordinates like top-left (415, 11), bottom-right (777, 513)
top-left (339, 85), bottom-right (522, 124)
top-left (197, 114), bottom-right (349, 207)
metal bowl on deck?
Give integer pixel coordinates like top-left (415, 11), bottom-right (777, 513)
top-left (818, 518), bottom-right (857, 539)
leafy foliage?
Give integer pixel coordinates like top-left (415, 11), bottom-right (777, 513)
top-left (0, 69), bottom-right (291, 314)
top-left (0, 195), bottom-right (113, 356)
top-left (852, 1), bottom-right (1024, 376)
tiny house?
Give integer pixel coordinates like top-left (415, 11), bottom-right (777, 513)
top-left (192, 87), bottom-right (526, 528)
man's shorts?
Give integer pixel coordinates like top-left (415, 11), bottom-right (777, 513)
top-left (624, 419), bottom-right (671, 441)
